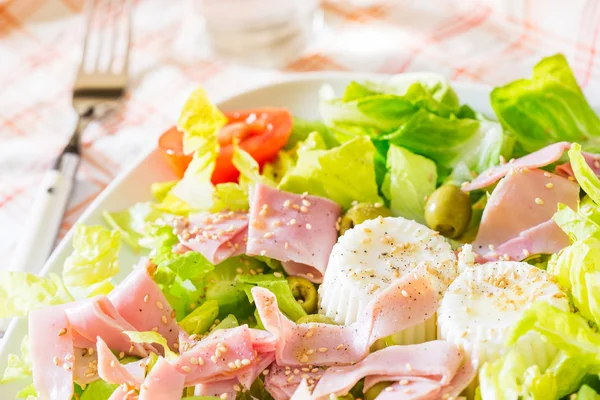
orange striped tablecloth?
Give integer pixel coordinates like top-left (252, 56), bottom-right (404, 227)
top-left (1, 0), bottom-right (599, 269)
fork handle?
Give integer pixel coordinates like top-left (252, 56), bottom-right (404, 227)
top-left (9, 153), bottom-right (80, 274)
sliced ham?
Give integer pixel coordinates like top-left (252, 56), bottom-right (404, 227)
top-left (462, 142), bottom-right (571, 191)
top-left (65, 296), bottom-right (150, 357)
top-left (252, 267), bottom-right (438, 366)
top-left (309, 342), bottom-right (473, 400)
top-left (96, 337), bottom-right (144, 388)
top-left (195, 378), bottom-right (238, 399)
top-left (246, 184), bottom-right (342, 283)
top-left (72, 347), bottom-right (99, 386)
top-left (107, 387), bottom-right (128, 400)
top-left (174, 325), bottom-right (258, 385)
top-left (237, 351), bottom-right (276, 389)
top-left (109, 262), bottom-right (179, 351)
top-left (264, 363), bottom-right (324, 400)
top-left (473, 169), bottom-right (578, 261)
top-left (29, 304), bottom-right (74, 400)
top-left (138, 357), bottom-right (185, 400)
top-left (175, 211), bottom-right (249, 264)
top-left (556, 151), bottom-right (600, 178)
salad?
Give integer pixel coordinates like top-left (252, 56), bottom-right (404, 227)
top-left (3, 53), bottom-right (600, 400)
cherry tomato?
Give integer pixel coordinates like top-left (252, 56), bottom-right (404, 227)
top-left (213, 108), bottom-right (292, 184)
top-left (157, 108), bottom-right (292, 183)
top-left (158, 126), bottom-right (193, 178)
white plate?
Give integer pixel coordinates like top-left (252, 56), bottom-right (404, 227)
top-left (0, 72), bottom-right (493, 397)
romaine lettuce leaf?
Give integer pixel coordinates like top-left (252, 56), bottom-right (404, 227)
top-left (151, 181), bottom-right (178, 202)
top-left (123, 331), bottom-right (177, 361)
top-left (1, 336), bottom-right (31, 383)
top-left (15, 383), bottom-right (36, 399)
top-left (212, 314), bottom-right (239, 331)
top-left (170, 147), bottom-right (217, 212)
top-left (553, 199), bottom-right (600, 243)
top-left (179, 300), bottom-right (219, 335)
top-left (102, 202), bottom-right (162, 251)
top-left (177, 86), bottom-right (227, 155)
top-left (232, 142), bottom-right (274, 191)
top-left (384, 109), bottom-right (514, 182)
top-left (570, 143), bottom-right (600, 205)
top-left (79, 379), bottom-right (119, 400)
top-left (279, 136), bottom-right (382, 209)
top-left (575, 385), bottom-right (600, 399)
top-left (0, 272), bottom-right (72, 318)
top-left (159, 251), bottom-right (214, 282)
top-left (211, 183), bottom-right (248, 212)
top-left (285, 117), bottom-right (338, 149)
top-left (491, 54), bottom-right (600, 155)
top-left (62, 225), bottom-right (120, 290)
top-left (382, 145), bottom-right (437, 223)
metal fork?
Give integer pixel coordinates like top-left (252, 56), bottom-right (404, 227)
top-left (8, 0), bottom-right (131, 276)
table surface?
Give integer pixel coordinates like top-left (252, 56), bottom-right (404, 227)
top-left (1, 0), bottom-right (600, 269)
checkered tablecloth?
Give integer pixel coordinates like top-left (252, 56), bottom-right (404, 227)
top-left (1, 0), bottom-right (600, 270)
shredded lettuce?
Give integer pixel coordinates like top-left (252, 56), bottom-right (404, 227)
top-left (382, 145), bottom-right (437, 223)
top-left (479, 302), bottom-right (600, 399)
top-left (279, 136), bottom-right (382, 209)
top-left (0, 272), bottom-right (72, 318)
top-left (179, 300), bottom-right (219, 335)
top-left (491, 54), bottom-right (600, 155)
top-left (1, 336), bottom-right (31, 383)
top-left (62, 225), bottom-right (121, 293)
top-left (123, 331), bottom-right (177, 361)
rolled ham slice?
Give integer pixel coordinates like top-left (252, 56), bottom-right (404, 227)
top-left (252, 265), bottom-right (438, 367)
top-left (175, 211), bottom-right (248, 264)
top-left (246, 184), bottom-right (342, 283)
top-left (473, 169), bottom-right (578, 261)
top-left (29, 304), bottom-right (74, 400)
top-left (109, 261), bottom-right (179, 352)
top-left (462, 142), bottom-right (571, 191)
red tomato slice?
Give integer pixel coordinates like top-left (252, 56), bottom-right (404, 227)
top-left (158, 126), bottom-right (193, 178)
top-left (158, 108), bottom-right (292, 183)
top-left (213, 107), bottom-right (292, 184)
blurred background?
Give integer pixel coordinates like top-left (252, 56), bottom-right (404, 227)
top-left (0, 0), bottom-right (599, 267)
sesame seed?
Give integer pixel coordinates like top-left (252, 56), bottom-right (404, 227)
top-left (274, 272), bottom-right (283, 278)
top-left (544, 172), bottom-right (552, 178)
top-left (318, 347), bottom-right (328, 353)
top-left (285, 370), bottom-right (292, 376)
top-left (198, 357), bottom-right (204, 365)
top-left (156, 301), bottom-right (164, 310)
top-left (57, 328), bottom-right (67, 337)
top-left (110, 360), bottom-right (116, 367)
top-left (300, 354), bottom-right (309, 362)
top-left (534, 197), bottom-right (544, 205)
top-left (88, 348), bottom-right (95, 356)
top-left (211, 355), bottom-right (218, 363)
top-left (53, 356), bottom-right (60, 366)
top-left (215, 349), bottom-right (222, 357)
top-left (401, 290), bottom-right (409, 297)
top-left (152, 326), bottom-right (159, 332)
top-left (241, 358), bottom-right (251, 366)
top-left (289, 218), bottom-right (297, 225)
top-left (568, 176), bottom-right (576, 181)
top-left (129, 345), bottom-right (134, 353)
top-left (300, 206), bottom-right (309, 213)
top-left (262, 369), bottom-right (269, 375)
top-left (385, 387), bottom-right (394, 392)
top-left (522, 249), bottom-right (530, 257)
top-left (63, 363), bottom-right (71, 371)
top-left (545, 182), bottom-right (554, 189)
top-left (220, 394), bottom-right (228, 399)
top-left (302, 199), bottom-right (311, 207)
top-left (161, 315), bottom-right (168, 324)
top-left (336, 344), bottom-right (344, 350)
top-left (306, 223), bottom-right (312, 230)
top-left (283, 200), bottom-right (291, 208)
top-left (260, 250), bottom-right (267, 256)
top-left (233, 384), bottom-right (241, 392)
top-left (293, 368), bottom-right (300, 374)
top-left (235, 359), bottom-right (243, 368)
top-left (264, 232), bottom-right (274, 238)
top-left (406, 363), bottom-right (413, 371)
top-left (284, 242), bottom-right (289, 249)
top-left (306, 349), bottom-right (315, 355)
top-left (305, 330), bottom-right (314, 338)
top-left (307, 273), bottom-right (315, 279)
top-left (399, 379), bottom-right (409, 385)
top-left (228, 362), bottom-right (236, 369)
top-left (287, 375), bottom-right (295, 383)
top-left (119, 352), bottom-right (125, 359)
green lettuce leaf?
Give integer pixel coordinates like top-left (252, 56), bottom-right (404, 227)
top-left (491, 54), bottom-right (600, 155)
top-left (570, 143), bottom-right (600, 205)
top-left (15, 383), bottom-right (36, 399)
top-left (177, 86), bottom-right (227, 155)
top-left (553, 198), bottom-right (600, 243)
top-left (382, 145), bottom-right (437, 223)
top-left (1, 336), bottom-right (31, 383)
top-left (170, 146), bottom-right (217, 212)
top-left (212, 314), bottom-right (239, 331)
top-left (575, 385), bottom-right (600, 399)
top-left (279, 136), bottom-right (382, 209)
top-left (102, 202), bottom-right (162, 252)
top-left (232, 142), bottom-right (274, 190)
top-left (383, 109), bottom-right (514, 183)
top-left (0, 272), bottom-right (72, 318)
top-left (151, 181), bottom-right (178, 202)
top-left (241, 276), bottom-right (305, 322)
top-left (179, 300), bottom-right (219, 335)
top-left (80, 379), bottom-right (119, 400)
top-left (547, 238), bottom-right (600, 327)
top-left (286, 117), bottom-right (338, 149)
top-left (212, 183), bottom-right (248, 212)
top-left (62, 225), bottom-right (121, 290)
top-left (159, 251), bottom-right (214, 282)
top-left (123, 331), bottom-right (177, 361)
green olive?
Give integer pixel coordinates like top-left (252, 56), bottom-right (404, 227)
top-left (287, 276), bottom-right (318, 314)
top-left (364, 382), bottom-right (393, 400)
top-left (424, 185), bottom-right (472, 239)
top-left (340, 203), bottom-right (393, 235)
top-left (296, 314), bottom-right (337, 324)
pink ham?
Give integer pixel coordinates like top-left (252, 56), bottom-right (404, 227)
top-left (252, 267), bottom-right (438, 366)
top-left (175, 211), bottom-right (248, 264)
top-left (246, 184), bottom-right (342, 283)
top-left (238, 351), bottom-right (276, 389)
top-left (265, 363), bottom-right (325, 400)
top-left (473, 169), bottom-right (579, 261)
top-left (29, 304), bottom-right (74, 400)
top-left (462, 142), bottom-right (571, 191)
top-left (307, 342), bottom-right (473, 400)
top-left (138, 357), bottom-right (185, 400)
top-left (109, 262), bottom-right (179, 351)
top-left (107, 387), bottom-right (128, 400)
top-left (556, 151), bottom-right (600, 178)
top-left (65, 296), bottom-right (150, 358)
top-left (96, 337), bottom-right (144, 388)
top-left (72, 348), bottom-right (99, 386)
top-left (174, 325), bottom-right (258, 385)
top-left (195, 378), bottom-right (238, 398)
